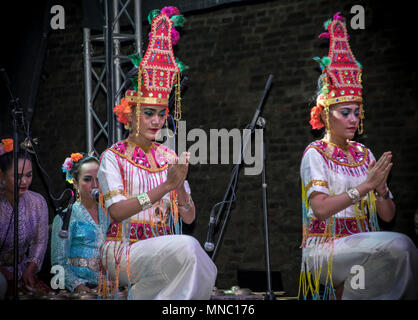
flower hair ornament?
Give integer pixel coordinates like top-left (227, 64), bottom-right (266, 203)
top-left (309, 12), bottom-right (364, 133)
top-left (113, 6), bottom-right (188, 134)
top-left (62, 153), bottom-right (83, 184)
top-left (0, 138), bottom-right (14, 155)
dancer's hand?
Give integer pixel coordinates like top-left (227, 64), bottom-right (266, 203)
top-left (22, 262), bottom-right (37, 289)
top-left (166, 152), bottom-right (190, 190)
top-left (365, 151), bottom-right (392, 191)
top-left (75, 284), bottom-right (91, 293)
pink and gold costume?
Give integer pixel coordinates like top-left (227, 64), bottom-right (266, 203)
top-left (299, 13), bottom-right (418, 300)
top-left (98, 140), bottom-right (216, 299)
top-left (97, 7), bottom-right (216, 300)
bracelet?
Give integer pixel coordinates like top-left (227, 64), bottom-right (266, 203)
top-left (346, 188), bottom-right (361, 204)
top-left (375, 187), bottom-right (390, 200)
top-left (176, 194), bottom-right (193, 211)
top-left (137, 192), bottom-right (152, 210)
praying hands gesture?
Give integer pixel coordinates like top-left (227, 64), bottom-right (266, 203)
top-left (166, 152), bottom-right (190, 190)
top-left (310, 151), bottom-right (395, 222)
top-left (365, 151), bottom-right (392, 196)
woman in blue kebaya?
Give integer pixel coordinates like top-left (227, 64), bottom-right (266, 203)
top-left (51, 153), bottom-right (110, 293)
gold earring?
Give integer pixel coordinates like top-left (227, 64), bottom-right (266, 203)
top-left (75, 188), bottom-right (81, 202)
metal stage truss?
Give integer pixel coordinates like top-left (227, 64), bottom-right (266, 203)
top-left (83, 0), bottom-right (143, 156)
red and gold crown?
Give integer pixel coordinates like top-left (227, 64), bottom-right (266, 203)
top-left (125, 11), bottom-right (179, 107)
top-left (114, 7), bottom-right (186, 129)
top-left (309, 12), bottom-right (364, 131)
top-left (315, 12), bottom-right (362, 108)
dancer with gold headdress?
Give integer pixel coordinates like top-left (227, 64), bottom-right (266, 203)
top-left (298, 13), bottom-right (418, 300)
top-left (97, 6), bottom-right (217, 300)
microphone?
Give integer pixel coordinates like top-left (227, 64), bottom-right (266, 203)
top-left (59, 192), bottom-right (75, 239)
top-left (204, 208), bottom-right (216, 252)
top-left (248, 74), bottom-right (273, 130)
top-left (91, 188), bottom-right (99, 202)
top-left (256, 117), bottom-right (266, 128)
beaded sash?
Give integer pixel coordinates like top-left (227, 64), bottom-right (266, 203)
top-left (106, 221), bottom-right (171, 243)
top-left (307, 216), bottom-right (370, 239)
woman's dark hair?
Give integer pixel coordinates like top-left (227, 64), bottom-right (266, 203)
top-left (0, 149), bottom-right (32, 173)
top-left (69, 153), bottom-right (99, 183)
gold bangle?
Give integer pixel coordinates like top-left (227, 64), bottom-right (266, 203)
top-left (137, 192), bottom-right (152, 210)
top-left (346, 188), bottom-right (361, 204)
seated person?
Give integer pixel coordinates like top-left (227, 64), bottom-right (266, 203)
top-left (0, 138), bottom-right (49, 298)
top-left (51, 153), bottom-right (110, 292)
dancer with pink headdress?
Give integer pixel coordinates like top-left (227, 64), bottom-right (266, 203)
top-left (298, 13), bottom-right (418, 300)
top-left (97, 7), bottom-right (217, 300)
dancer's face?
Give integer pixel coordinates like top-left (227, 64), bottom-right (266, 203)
top-left (73, 161), bottom-right (99, 203)
top-left (325, 102), bottom-right (361, 141)
top-left (0, 158), bottom-right (33, 198)
top-left (131, 105), bottom-right (167, 142)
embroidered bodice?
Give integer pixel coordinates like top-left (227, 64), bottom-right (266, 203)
top-left (300, 139), bottom-right (375, 219)
top-left (97, 140), bottom-right (188, 243)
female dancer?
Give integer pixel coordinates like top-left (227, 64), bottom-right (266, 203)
top-left (97, 7), bottom-right (217, 300)
top-left (299, 13), bottom-right (418, 300)
top-left (51, 153), bottom-right (110, 292)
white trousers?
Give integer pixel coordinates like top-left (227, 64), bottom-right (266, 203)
top-left (303, 231), bottom-right (418, 299)
top-left (102, 234), bottom-right (217, 300)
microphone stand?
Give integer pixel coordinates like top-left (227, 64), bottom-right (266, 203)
top-left (259, 118), bottom-right (275, 300)
top-left (206, 74), bottom-right (275, 300)
top-left (1, 69), bottom-right (72, 300)
top-left (1, 68), bottom-right (25, 301)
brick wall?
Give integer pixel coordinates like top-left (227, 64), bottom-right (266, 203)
top-left (4, 0), bottom-right (417, 296)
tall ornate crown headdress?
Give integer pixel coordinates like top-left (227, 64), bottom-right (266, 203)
top-left (113, 6), bottom-right (187, 134)
top-left (309, 12), bottom-right (364, 133)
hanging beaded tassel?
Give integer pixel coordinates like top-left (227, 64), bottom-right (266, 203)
top-left (324, 105), bottom-right (330, 133)
top-left (358, 103), bottom-right (364, 134)
top-left (173, 72), bottom-right (182, 133)
top-left (135, 66), bottom-right (142, 137)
